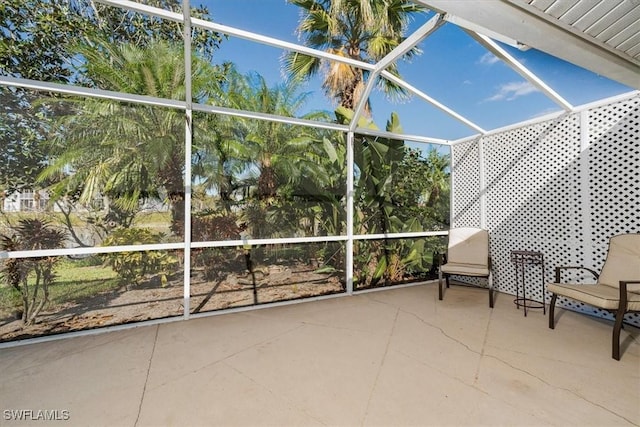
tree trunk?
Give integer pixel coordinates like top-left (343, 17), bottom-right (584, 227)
top-left (160, 151), bottom-right (186, 238)
top-left (169, 191), bottom-right (185, 238)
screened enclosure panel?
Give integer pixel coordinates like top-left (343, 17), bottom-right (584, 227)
top-left (353, 236), bottom-right (446, 291)
top-left (352, 134), bottom-right (450, 236)
top-left (0, 88), bottom-right (180, 247)
top-left (0, 250), bottom-right (184, 342)
top-left (1, 0), bottom-right (636, 346)
top-left (191, 113), bottom-right (347, 240)
top-left (189, 242), bottom-right (345, 314)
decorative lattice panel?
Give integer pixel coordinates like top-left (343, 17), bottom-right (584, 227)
top-left (483, 114), bottom-right (582, 302)
top-left (588, 97), bottom-right (640, 255)
top-left (451, 93), bottom-right (640, 327)
top-left (451, 138), bottom-right (481, 227)
top-left (583, 97), bottom-right (640, 323)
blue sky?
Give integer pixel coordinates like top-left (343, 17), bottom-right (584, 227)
top-left (201, 0), bottom-right (633, 141)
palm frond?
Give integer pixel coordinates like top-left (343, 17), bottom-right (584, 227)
top-left (287, 0), bottom-right (425, 110)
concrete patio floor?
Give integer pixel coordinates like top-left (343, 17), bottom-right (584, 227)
top-left (1, 282), bottom-right (639, 426)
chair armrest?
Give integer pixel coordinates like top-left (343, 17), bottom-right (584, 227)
top-left (554, 266), bottom-right (599, 283)
top-left (620, 280), bottom-right (640, 290)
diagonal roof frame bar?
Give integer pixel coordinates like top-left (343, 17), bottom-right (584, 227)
top-left (95, 0), bottom-right (375, 71)
top-left (348, 79), bottom-right (377, 133)
top-left (373, 14), bottom-right (445, 73)
top-left (380, 70), bottom-right (487, 134)
top-left (349, 14), bottom-right (445, 132)
top-left (462, 27), bottom-right (575, 112)
top-left (192, 19), bottom-right (374, 71)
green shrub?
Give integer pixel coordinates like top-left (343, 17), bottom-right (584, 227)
top-left (102, 228), bottom-right (177, 287)
top-left (0, 219), bottom-right (66, 325)
top-left (191, 213), bottom-right (241, 280)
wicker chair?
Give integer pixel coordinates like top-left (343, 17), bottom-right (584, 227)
top-left (547, 233), bottom-right (640, 360)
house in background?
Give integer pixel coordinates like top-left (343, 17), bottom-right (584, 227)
top-left (1, 189), bottom-right (50, 212)
top-left (1, 190), bottom-right (169, 214)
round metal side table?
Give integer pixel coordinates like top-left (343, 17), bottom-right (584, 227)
top-left (510, 250), bottom-right (546, 317)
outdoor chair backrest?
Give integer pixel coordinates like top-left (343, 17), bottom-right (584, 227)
top-left (597, 234), bottom-right (640, 289)
top-left (447, 227), bottom-right (489, 267)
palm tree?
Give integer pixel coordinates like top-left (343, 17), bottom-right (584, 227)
top-left (228, 72), bottom-right (333, 237)
top-left (283, 0), bottom-right (425, 113)
top-left (40, 37), bottom-right (223, 237)
top-left (423, 148), bottom-right (450, 208)
top-left (236, 73), bottom-right (330, 199)
top-left (192, 110), bottom-right (250, 215)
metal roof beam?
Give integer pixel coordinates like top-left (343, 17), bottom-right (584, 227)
top-left (0, 76), bottom-right (350, 133)
top-left (350, 14), bottom-right (445, 132)
top-left (380, 70), bottom-right (486, 135)
top-left (374, 14), bottom-right (445, 73)
top-left (348, 78), bottom-right (378, 133)
top-left (0, 75), bottom-right (185, 109)
top-left (464, 29), bottom-right (574, 112)
top-left (95, 0), bottom-right (375, 71)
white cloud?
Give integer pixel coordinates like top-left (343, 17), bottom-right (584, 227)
top-left (530, 107), bottom-right (562, 119)
top-left (478, 52), bottom-right (500, 65)
top-left (486, 81), bottom-right (538, 102)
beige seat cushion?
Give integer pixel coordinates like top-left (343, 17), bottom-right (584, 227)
top-left (547, 282), bottom-right (640, 311)
top-left (441, 262), bottom-right (489, 277)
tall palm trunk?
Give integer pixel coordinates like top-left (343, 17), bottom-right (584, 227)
top-left (257, 155), bottom-right (277, 200)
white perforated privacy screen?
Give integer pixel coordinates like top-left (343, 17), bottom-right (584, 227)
top-left (451, 94), bottom-right (640, 326)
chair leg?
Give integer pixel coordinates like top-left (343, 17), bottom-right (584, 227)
top-left (548, 293), bottom-right (557, 329)
top-left (488, 272), bottom-right (494, 308)
top-left (613, 309), bottom-right (626, 361)
top-left (438, 269), bottom-right (443, 300)
top-left (445, 275), bottom-right (450, 289)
